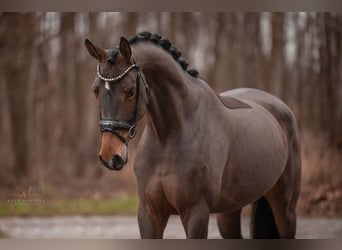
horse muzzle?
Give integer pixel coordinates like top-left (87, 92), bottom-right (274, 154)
top-left (98, 154), bottom-right (127, 171)
top-left (98, 129), bottom-right (129, 171)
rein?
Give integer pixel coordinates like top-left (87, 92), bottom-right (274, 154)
top-left (97, 58), bottom-right (149, 145)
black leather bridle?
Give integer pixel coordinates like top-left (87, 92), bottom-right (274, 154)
top-left (97, 58), bottom-right (149, 145)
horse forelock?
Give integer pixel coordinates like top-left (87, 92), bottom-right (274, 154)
top-left (108, 31), bottom-right (199, 78)
top-left (107, 48), bottom-right (119, 64)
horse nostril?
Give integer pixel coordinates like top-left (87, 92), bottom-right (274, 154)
top-left (112, 154), bottom-right (124, 169)
top-left (98, 155), bottom-right (103, 164)
top-left (99, 154), bottom-right (125, 171)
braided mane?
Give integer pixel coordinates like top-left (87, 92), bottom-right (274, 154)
top-left (128, 31), bottom-right (199, 78)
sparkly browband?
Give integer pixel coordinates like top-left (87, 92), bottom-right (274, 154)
top-left (96, 63), bottom-right (139, 82)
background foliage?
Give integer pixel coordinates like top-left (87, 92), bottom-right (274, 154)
top-left (0, 13), bottom-right (341, 216)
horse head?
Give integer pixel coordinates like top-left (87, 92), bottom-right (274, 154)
top-left (85, 37), bottom-right (148, 170)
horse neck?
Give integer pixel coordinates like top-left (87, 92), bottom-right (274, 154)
top-left (133, 44), bottom-right (202, 142)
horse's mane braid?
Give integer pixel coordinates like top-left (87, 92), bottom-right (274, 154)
top-left (128, 31), bottom-right (199, 78)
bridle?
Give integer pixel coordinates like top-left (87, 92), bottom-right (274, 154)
top-left (96, 57), bottom-right (149, 145)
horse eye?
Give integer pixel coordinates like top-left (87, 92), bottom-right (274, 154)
top-left (126, 88), bottom-right (136, 99)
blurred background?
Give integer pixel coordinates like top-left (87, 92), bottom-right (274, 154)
top-left (0, 12), bottom-right (341, 219)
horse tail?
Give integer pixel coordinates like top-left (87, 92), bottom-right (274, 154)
top-left (250, 196), bottom-right (279, 238)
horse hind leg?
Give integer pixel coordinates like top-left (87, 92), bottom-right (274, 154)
top-left (217, 209), bottom-right (242, 238)
top-left (250, 196), bottom-right (279, 238)
top-left (263, 194), bottom-right (297, 239)
top-left (263, 166), bottom-right (300, 238)
top-left (251, 166), bottom-right (299, 239)
top-left (257, 138), bottom-right (301, 239)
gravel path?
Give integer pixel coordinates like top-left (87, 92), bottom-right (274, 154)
top-left (0, 216), bottom-right (341, 239)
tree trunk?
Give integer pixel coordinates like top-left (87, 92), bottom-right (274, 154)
top-left (207, 13), bottom-right (235, 92)
top-left (2, 13), bottom-right (36, 180)
top-left (123, 13), bottom-right (139, 37)
top-left (242, 13), bottom-right (263, 89)
top-left (266, 13), bottom-right (285, 96)
top-left (319, 13), bottom-right (341, 145)
top-left (75, 13), bottom-right (101, 177)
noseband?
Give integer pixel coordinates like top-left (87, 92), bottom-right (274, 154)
top-left (97, 58), bottom-right (149, 145)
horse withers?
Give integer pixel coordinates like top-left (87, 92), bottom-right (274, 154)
top-left (85, 31), bottom-right (301, 239)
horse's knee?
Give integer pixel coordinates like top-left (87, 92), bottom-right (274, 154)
top-left (217, 209), bottom-right (242, 239)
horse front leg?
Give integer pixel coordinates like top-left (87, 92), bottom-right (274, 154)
top-left (137, 199), bottom-right (169, 239)
top-left (180, 199), bottom-right (210, 239)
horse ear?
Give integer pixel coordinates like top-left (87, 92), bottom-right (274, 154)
top-left (84, 39), bottom-right (106, 61)
top-left (119, 37), bottom-right (132, 61)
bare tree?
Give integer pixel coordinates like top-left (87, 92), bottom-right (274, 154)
top-left (207, 13), bottom-right (234, 92)
top-left (123, 12), bottom-right (139, 37)
top-left (2, 13), bottom-right (36, 179)
top-left (267, 13), bottom-right (285, 96)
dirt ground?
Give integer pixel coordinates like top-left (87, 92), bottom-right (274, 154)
top-left (0, 215), bottom-right (341, 239)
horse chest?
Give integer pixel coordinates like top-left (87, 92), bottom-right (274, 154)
top-left (135, 128), bottom-right (229, 210)
top-left (138, 160), bottom-right (211, 212)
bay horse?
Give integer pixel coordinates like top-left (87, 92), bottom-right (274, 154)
top-left (84, 31), bottom-right (301, 239)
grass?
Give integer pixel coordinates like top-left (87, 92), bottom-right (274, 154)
top-left (0, 195), bottom-right (138, 217)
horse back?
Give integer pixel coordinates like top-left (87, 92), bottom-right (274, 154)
top-left (219, 88), bottom-right (300, 143)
